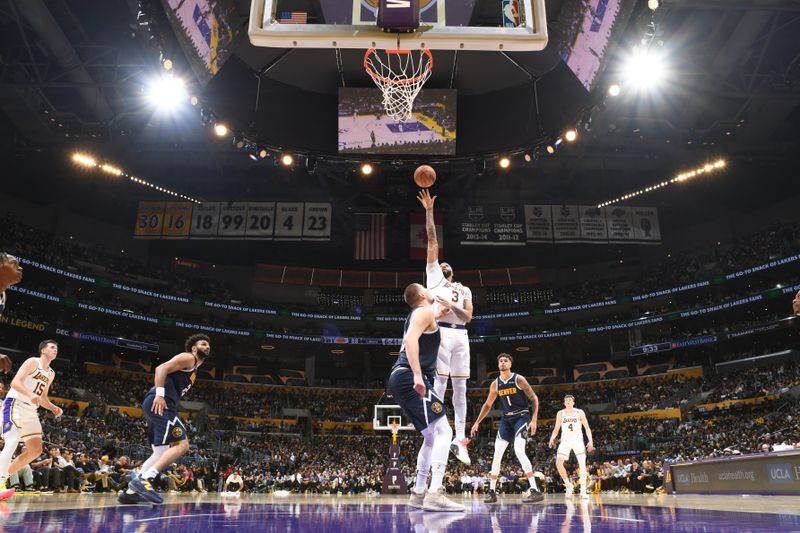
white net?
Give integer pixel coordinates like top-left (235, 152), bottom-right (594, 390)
top-left (364, 48), bottom-right (433, 123)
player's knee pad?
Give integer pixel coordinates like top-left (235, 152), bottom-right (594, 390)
top-left (514, 436), bottom-right (533, 473)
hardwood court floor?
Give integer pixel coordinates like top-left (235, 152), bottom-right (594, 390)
top-left (2, 492), bottom-right (799, 532)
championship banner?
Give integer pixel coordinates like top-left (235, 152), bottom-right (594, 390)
top-left (579, 206), bottom-right (608, 241)
top-left (136, 201), bottom-right (331, 240)
top-left (460, 205), bottom-right (525, 245)
top-left (606, 206), bottom-right (635, 241)
top-left (523, 205), bottom-right (552, 242)
top-left (552, 205), bottom-right (581, 242)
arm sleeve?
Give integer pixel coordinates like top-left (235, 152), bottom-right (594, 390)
top-left (425, 261), bottom-right (444, 289)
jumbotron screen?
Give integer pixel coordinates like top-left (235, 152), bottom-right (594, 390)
top-left (338, 88), bottom-right (457, 155)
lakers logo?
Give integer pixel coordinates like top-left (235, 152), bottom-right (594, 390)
top-left (431, 402), bottom-right (443, 414)
top-left (172, 426), bottom-right (184, 438)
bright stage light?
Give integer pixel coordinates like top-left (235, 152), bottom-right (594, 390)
top-left (361, 163), bottom-right (373, 176)
top-left (100, 164), bottom-right (123, 176)
top-left (608, 84), bottom-right (621, 97)
top-left (564, 129), bottom-right (577, 142)
top-left (72, 153), bottom-right (97, 167)
top-left (623, 48), bottom-right (665, 89)
top-left (499, 157), bottom-right (511, 169)
top-left (147, 75), bottom-right (187, 110)
top-left (214, 123), bottom-right (228, 137)
top-left (281, 154), bottom-right (294, 166)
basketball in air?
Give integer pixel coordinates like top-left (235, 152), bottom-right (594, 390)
top-left (414, 165), bottom-right (436, 188)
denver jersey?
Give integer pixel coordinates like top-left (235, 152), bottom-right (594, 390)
top-left (560, 409), bottom-right (584, 441)
top-left (426, 262), bottom-right (472, 326)
top-left (496, 373), bottom-right (529, 417)
top-left (396, 308), bottom-right (440, 375)
top-left (6, 358), bottom-right (54, 406)
top-left (149, 359), bottom-right (198, 407)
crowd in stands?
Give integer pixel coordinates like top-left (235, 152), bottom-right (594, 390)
top-left (4, 394), bottom-right (795, 495)
top-left (3, 213), bottom-right (799, 325)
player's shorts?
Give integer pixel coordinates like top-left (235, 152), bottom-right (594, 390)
top-left (388, 366), bottom-right (447, 432)
top-left (497, 414), bottom-right (530, 443)
top-left (142, 393), bottom-right (188, 446)
top-left (435, 326), bottom-right (470, 379)
top-left (1, 397), bottom-right (42, 441)
top-left (557, 439), bottom-right (586, 459)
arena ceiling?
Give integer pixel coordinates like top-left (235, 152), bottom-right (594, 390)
top-left (0, 0), bottom-right (798, 212)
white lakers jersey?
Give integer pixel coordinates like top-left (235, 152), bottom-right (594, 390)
top-left (426, 261), bottom-right (472, 326)
top-left (6, 358), bottom-right (55, 406)
top-left (560, 409), bottom-right (584, 441)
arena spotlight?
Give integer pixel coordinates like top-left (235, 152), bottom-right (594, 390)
top-left (597, 158), bottom-right (728, 208)
top-left (608, 83), bottom-right (621, 97)
top-left (259, 149), bottom-right (268, 159)
top-left (190, 95), bottom-right (199, 106)
top-left (213, 123), bottom-right (228, 137)
top-left (248, 153), bottom-right (259, 161)
top-left (100, 164), bottom-right (123, 176)
top-left (499, 157), bottom-right (511, 169)
top-left (146, 75), bottom-right (187, 110)
top-left (523, 151), bottom-right (533, 163)
top-left (162, 58), bottom-right (174, 71)
top-left (361, 163), bottom-right (373, 176)
top-left (648, 0), bottom-right (659, 9)
top-left (281, 153), bottom-right (294, 166)
top-left (623, 47), bottom-right (666, 89)
top-left (564, 129), bottom-right (578, 142)
top-left (72, 153), bottom-right (97, 167)
top-left (546, 145), bottom-right (556, 155)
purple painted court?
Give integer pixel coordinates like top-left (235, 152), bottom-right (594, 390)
top-left (3, 494), bottom-right (800, 532)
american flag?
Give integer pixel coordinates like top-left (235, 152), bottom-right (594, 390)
top-left (354, 213), bottom-right (387, 260)
top-left (277, 11), bottom-right (308, 24)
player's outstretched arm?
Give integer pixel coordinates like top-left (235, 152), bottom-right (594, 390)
top-left (549, 410), bottom-right (562, 448)
top-left (516, 375), bottom-right (539, 434)
top-left (417, 189), bottom-right (439, 265)
top-left (470, 381), bottom-right (498, 437)
top-left (580, 410), bottom-right (594, 452)
top-left (793, 290), bottom-right (800, 315)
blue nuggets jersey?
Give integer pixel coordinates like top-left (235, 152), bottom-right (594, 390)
top-left (395, 308), bottom-right (440, 375)
top-left (149, 360), bottom-right (198, 407)
top-left (496, 373), bottom-right (529, 418)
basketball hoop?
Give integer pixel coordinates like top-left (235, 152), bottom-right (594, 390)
top-left (364, 48), bottom-right (433, 123)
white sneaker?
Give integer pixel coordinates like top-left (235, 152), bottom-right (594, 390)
top-left (409, 490), bottom-right (426, 509)
top-left (450, 439), bottom-right (471, 465)
top-left (565, 482), bottom-right (574, 496)
top-left (422, 487), bottom-right (465, 512)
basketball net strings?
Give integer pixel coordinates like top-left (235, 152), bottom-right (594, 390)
top-left (366, 51), bottom-right (432, 122)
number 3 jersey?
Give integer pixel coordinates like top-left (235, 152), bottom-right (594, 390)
top-left (6, 358), bottom-right (55, 407)
top-left (560, 409), bottom-right (585, 442)
top-left (426, 261), bottom-right (472, 326)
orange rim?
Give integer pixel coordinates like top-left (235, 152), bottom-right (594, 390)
top-left (364, 48), bottom-right (433, 86)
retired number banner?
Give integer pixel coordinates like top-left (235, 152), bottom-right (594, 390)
top-left (135, 201), bottom-right (331, 240)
